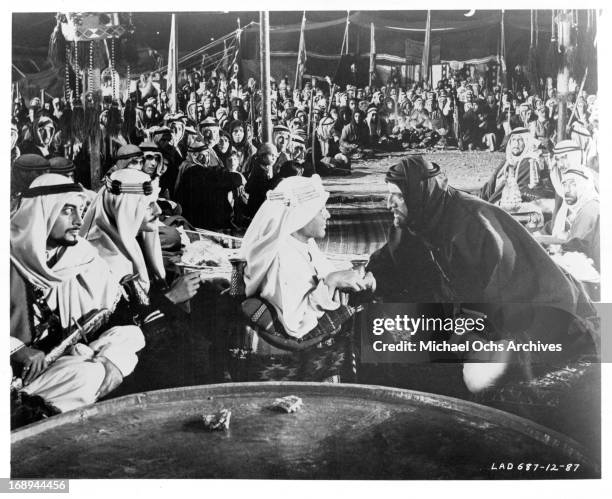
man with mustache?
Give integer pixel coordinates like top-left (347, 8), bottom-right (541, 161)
top-left (549, 166), bottom-right (600, 271)
top-left (366, 156), bottom-right (597, 393)
top-left (11, 174), bottom-right (145, 427)
top-left (480, 127), bottom-right (551, 205)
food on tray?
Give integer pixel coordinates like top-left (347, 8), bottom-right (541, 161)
top-left (181, 239), bottom-right (230, 268)
top-left (202, 408), bottom-right (232, 431)
top-left (271, 395), bottom-right (303, 413)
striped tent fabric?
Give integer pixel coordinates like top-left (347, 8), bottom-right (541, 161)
top-left (319, 197), bottom-right (392, 257)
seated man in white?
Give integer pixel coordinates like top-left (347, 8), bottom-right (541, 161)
top-left (242, 175), bottom-right (373, 340)
top-left (547, 141), bottom-right (600, 272)
top-left (239, 175), bottom-right (375, 381)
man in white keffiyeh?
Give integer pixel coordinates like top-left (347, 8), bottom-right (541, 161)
top-left (550, 167), bottom-right (599, 270)
top-left (241, 175), bottom-right (373, 339)
top-left (11, 174), bottom-right (145, 417)
top-left (480, 127), bottom-right (546, 204)
top-left (81, 168), bottom-right (200, 305)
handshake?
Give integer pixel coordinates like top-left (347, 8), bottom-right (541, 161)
top-left (324, 269), bottom-right (376, 293)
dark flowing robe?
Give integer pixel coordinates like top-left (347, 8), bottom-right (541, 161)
top-left (245, 161), bottom-right (274, 219)
top-left (340, 121), bottom-right (370, 153)
top-left (480, 156), bottom-right (554, 205)
top-left (367, 157), bottom-right (597, 357)
top-left (174, 165), bottom-right (242, 230)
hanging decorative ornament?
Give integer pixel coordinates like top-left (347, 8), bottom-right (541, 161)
top-left (101, 66), bottom-right (120, 99)
top-left (74, 40), bottom-right (80, 99)
top-left (126, 63), bottom-right (131, 99)
top-left (527, 10), bottom-right (538, 93)
top-left (88, 40), bottom-right (94, 92)
top-left (545, 9), bottom-right (560, 77)
top-left (65, 44), bottom-right (71, 100)
top-left (111, 37), bottom-right (117, 99)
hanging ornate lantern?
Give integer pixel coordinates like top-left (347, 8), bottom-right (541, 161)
top-left (54, 12), bottom-right (128, 100)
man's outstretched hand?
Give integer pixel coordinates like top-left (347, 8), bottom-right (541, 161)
top-left (325, 270), bottom-right (376, 293)
top-left (11, 346), bottom-right (47, 384)
top-left (165, 273), bottom-right (202, 304)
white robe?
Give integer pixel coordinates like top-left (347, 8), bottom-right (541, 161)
top-left (258, 236), bottom-right (340, 339)
top-left (21, 325), bottom-right (145, 413)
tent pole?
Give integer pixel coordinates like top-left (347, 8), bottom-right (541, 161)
top-left (310, 79), bottom-right (316, 174)
top-left (421, 10), bottom-right (432, 87)
top-left (259, 11), bottom-right (273, 144)
top-left (556, 10), bottom-right (573, 140)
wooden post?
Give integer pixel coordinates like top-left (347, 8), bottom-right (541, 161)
top-left (167, 14), bottom-right (178, 114)
top-left (422, 10), bottom-right (432, 87)
top-left (310, 78), bottom-right (316, 174)
top-left (259, 11), bottom-right (273, 144)
top-left (89, 134), bottom-right (102, 190)
top-left (405, 39), bottom-right (410, 86)
top-left (556, 10), bottom-right (574, 141)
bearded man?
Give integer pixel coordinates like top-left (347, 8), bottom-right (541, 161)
top-left (366, 157), bottom-right (597, 393)
top-left (480, 127), bottom-right (552, 204)
top-left (549, 166), bottom-right (599, 271)
top-left (10, 174), bottom-right (145, 427)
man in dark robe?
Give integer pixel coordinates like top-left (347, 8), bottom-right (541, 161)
top-left (245, 143), bottom-right (277, 218)
top-left (366, 156), bottom-right (597, 393)
top-left (174, 143), bottom-right (243, 231)
top-left (153, 126), bottom-right (182, 199)
top-left (339, 109), bottom-right (370, 158)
